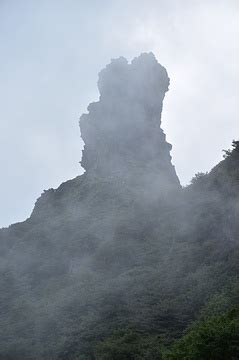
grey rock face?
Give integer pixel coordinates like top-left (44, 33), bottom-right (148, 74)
top-left (80, 53), bottom-right (180, 200)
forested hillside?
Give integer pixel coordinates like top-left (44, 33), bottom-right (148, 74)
top-left (0, 54), bottom-right (238, 359)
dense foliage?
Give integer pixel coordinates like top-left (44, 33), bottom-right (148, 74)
top-left (95, 278), bottom-right (239, 360)
top-left (95, 329), bottom-right (162, 360)
top-left (94, 307), bottom-right (239, 360)
top-left (166, 306), bottom-right (239, 360)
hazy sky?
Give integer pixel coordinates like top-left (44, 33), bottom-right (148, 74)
top-left (0, 0), bottom-right (239, 228)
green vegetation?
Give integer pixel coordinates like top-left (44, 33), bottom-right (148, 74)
top-left (0, 141), bottom-right (238, 359)
top-left (223, 140), bottom-right (239, 158)
top-left (95, 329), bottom-right (162, 360)
top-left (95, 280), bottom-right (239, 360)
top-left (166, 307), bottom-right (239, 360)
top-left (93, 307), bottom-right (239, 360)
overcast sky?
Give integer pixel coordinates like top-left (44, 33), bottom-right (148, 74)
top-left (0, 0), bottom-right (239, 228)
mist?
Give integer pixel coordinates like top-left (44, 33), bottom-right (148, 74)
top-left (0, 50), bottom-right (239, 359)
top-left (1, 0), bottom-right (239, 227)
top-left (0, 1), bottom-right (239, 359)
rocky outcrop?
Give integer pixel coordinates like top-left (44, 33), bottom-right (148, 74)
top-left (30, 53), bottom-right (180, 221)
top-left (0, 53), bottom-right (186, 359)
top-left (80, 53), bottom-right (180, 201)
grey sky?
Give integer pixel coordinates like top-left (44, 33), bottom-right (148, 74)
top-left (0, 0), bottom-right (239, 228)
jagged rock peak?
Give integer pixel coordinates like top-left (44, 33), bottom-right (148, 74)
top-left (80, 53), bottom-right (180, 192)
top-left (97, 52), bottom-right (169, 111)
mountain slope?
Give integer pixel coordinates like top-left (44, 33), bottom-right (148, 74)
top-left (0, 54), bottom-right (238, 360)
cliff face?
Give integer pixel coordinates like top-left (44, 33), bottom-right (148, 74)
top-left (80, 53), bottom-right (180, 200)
top-left (30, 53), bottom-right (180, 222)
